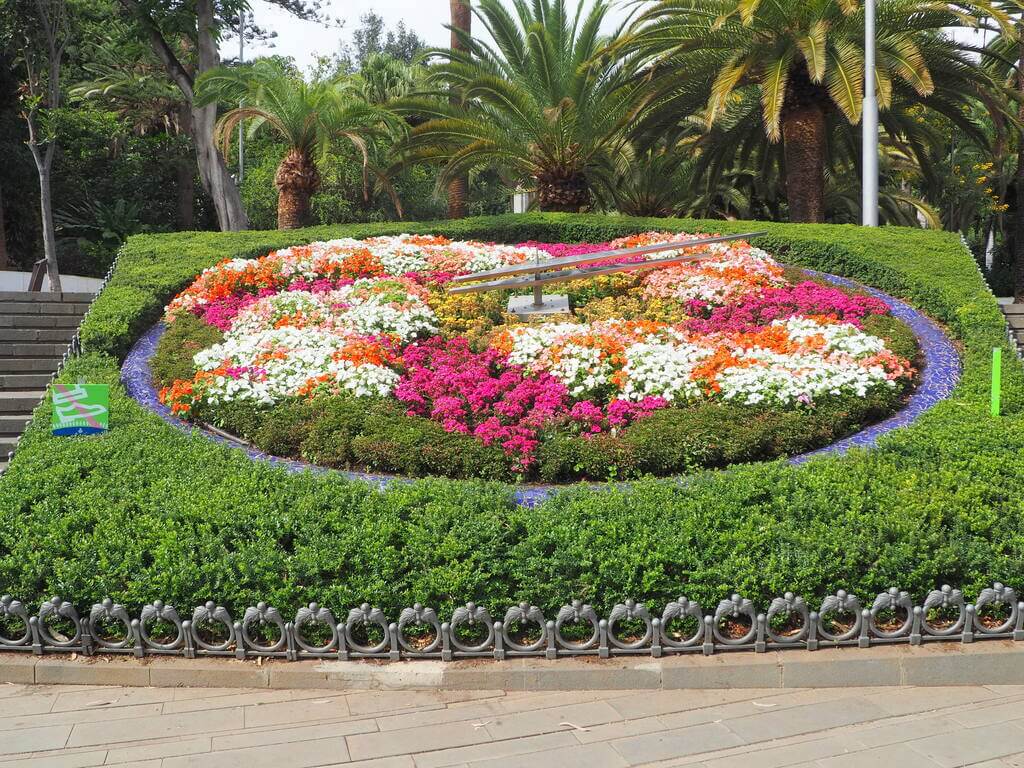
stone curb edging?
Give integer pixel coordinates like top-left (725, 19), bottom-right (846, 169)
top-left (3, 641), bottom-right (1021, 690)
top-left (120, 269), bottom-right (961, 506)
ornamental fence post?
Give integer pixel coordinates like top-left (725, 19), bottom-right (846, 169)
top-left (336, 623), bottom-right (348, 661)
top-left (910, 607), bottom-right (923, 646)
top-left (545, 620), bottom-right (557, 660)
top-left (598, 619), bottom-right (610, 659)
top-left (131, 619), bottom-right (144, 658)
top-left (441, 622), bottom-right (453, 662)
top-left (79, 617), bottom-right (93, 657)
top-left (1015, 603), bottom-right (1024, 641)
top-left (807, 612), bottom-right (819, 651)
top-left (755, 614), bottom-right (767, 653)
top-left (182, 620), bottom-right (196, 659)
top-left (702, 616), bottom-right (714, 656)
top-left (651, 618), bottom-right (662, 658)
top-left (963, 606), bottom-right (975, 644)
top-left (493, 622), bottom-right (505, 661)
top-left (858, 609), bottom-right (870, 648)
top-left (233, 622), bottom-right (245, 660)
top-left (388, 623), bottom-right (400, 661)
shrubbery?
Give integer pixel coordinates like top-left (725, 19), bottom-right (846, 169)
top-left (2, 214), bottom-right (1022, 618)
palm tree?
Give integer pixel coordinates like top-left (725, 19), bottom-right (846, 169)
top-left (399, 0), bottom-right (643, 212)
top-left (447, 0), bottom-right (471, 219)
top-left (620, 0), bottom-right (1016, 223)
top-left (195, 61), bottom-right (399, 229)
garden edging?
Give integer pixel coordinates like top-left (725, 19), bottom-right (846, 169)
top-left (4, 641), bottom-right (1023, 690)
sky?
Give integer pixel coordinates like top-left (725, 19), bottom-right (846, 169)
top-left (244, 0), bottom-right (992, 73)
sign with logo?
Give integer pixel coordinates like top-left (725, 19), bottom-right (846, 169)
top-left (51, 384), bottom-right (109, 436)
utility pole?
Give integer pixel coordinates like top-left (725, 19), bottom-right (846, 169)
top-left (238, 10), bottom-right (245, 184)
top-left (862, 0), bottom-right (878, 226)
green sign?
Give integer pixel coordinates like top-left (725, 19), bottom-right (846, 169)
top-left (51, 384), bottom-right (109, 436)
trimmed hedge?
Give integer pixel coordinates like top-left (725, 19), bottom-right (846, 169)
top-left (3, 214), bottom-right (1023, 619)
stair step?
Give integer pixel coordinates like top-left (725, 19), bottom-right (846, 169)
top-left (0, 328), bottom-right (76, 343)
top-left (0, 314), bottom-right (82, 329)
top-left (0, 291), bottom-right (94, 303)
top-left (0, 437), bottom-right (17, 454)
top-left (1002, 304), bottom-right (1024, 315)
top-left (0, 391), bottom-right (45, 412)
top-left (0, 415), bottom-right (31, 434)
top-left (0, 358), bottom-right (61, 373)
top-left (0, 302), bottom-right (88, 316)
top-left (0, 343), bottom-right (69, 358)
top-left (0, 373), bottom-right (52, 389)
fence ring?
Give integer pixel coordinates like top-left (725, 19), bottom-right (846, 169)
top-left (607, 601), bottom-right (652, 650)
top-left (345, 604), bottom-right (389, 655)
top-left (712, 595), bottom-right (757, 645)
top-left (921, 586), bottom-right (966, 637)
top-left (767, 593), bottom-right (809, 644)
top-left (397, 604), bottom-right (442, 654)
top-left (974, 584), bottom-right (1018, 635)
top-left (449, 603), bottom-right (494, 653)
top-left (554, 601), bottom-right (600, 651)
top-left (241, 603), bottom-right (287, 653)
top-left (38, 597), bottom-right (82, 648)
top-left (190, 602), bottom-right (234, 652)
top-left (293, 603), bottom-right (338, 654)
top-left (0, 596), bottom-right (30, 647)
top-left (139, 601), bottom-right (184, 651)
top-left (660, 598), bottom-right (704, 649)
top-left (501, 603), bottom-right (547, 653)
top-left (816, 591), bottom-right (862, 642)
top-left (89, 599), bottom-right (133, 650)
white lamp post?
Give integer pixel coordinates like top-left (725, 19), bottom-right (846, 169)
top-left (862, 0), bottom-right (878, 226)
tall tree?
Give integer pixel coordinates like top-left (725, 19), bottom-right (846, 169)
top-left (403, 0), bottom-right (641, 213)
top-left (621, 0), bottom-right (1016, 223)
top-left (1017, 17), bottom-right (1024, 301)
top-left (0, 179), bottom-right (8, 268)
top-left (196, 60), bottom-right (400, 229)
top-left (11, 0), bottom-right (69, 291)
top-left (116, 0), bottom-right (248, 230)
top-left (446, 0), bottom-right (470, 219)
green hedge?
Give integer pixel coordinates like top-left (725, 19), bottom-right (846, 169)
top-left (3, 214), bottom-right (1023, 619)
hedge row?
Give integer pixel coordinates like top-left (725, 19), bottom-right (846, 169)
top-left (2, 214), bottom-right (1023, 619)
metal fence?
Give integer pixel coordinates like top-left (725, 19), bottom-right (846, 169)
top-left (0, 584), bottom-right (1020, 663)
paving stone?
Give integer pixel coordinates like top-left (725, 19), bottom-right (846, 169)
top-left (163, 735), bottom-right (349, 768)
top-left (482, 699), bottom-right (625, 740)
top-left (160, 687), bottom-right (315, 714)
top-left (267, 665), bottom-right (331, 689)
top-left (611, 722), bottom-right (743, 765)
top-left (347, 721), bottom-right (491, 761)
top-left (50, 686), bottom-right (176, 713)
top-left (0, 702), bottom-right (164, 732)
top-left (948, 698), bottom-right (1024, 728)
top-left (0, 690), bottom-right (58, 717)
top-left (860, 685), bottom-right (999, 717)
top-left (852, 714), bottom-right (960, 748)
top-left (606, 689), bottom-right (785, 721)
top-left (703, 735), bottom-right (867, 768)
top-left (66, 707), bottom-right (245, 748)
top-left (465, 742), bottom-right (628, 768)
top-left (0, 724), bottom-right (73, 756)
top-left (721, 696), bottom-right (891, 744)
top-left (412, 730), bottom-right (578, 767)
top-left (375, 690), bottom-right (597, 732)
top-left (212, 718), bottom-right (378, 751)
top-left (0, 751), bottom-right (106, 768)
top-left (817, 743), bottom-right (943, 768)
top-left (103, 736), bottom-right (211, 765)
top-left (571, 716), bottom-right (667, 745)
top-left (907, 720), bottom-right (1024, 768)
top-left (656, 689), bottom-right (852, 730)
top-left (242, 694), bottom-right (351, 728)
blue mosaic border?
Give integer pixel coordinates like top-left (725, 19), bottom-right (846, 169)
top-left (121, 270), bottom-right (960, 506)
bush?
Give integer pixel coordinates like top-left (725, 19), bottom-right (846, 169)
top-left (2, 214), bottom-right (1023, 619)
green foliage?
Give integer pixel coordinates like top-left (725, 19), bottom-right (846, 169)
top-left (4, 214), bottom-right (1023, 618)
top-left (150, 314), bottom-right (223, 389)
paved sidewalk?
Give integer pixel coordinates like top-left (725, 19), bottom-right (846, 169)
top-left (2, 683), bottom-right (1024, 767)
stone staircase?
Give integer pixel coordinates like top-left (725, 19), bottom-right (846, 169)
top-left (1003, 303), bottom-right (1024, 357)
top-left (0, 291), bottom-right (93, 472)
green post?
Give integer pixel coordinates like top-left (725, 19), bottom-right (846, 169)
top-left (992, 347), bottom-right (1002, 418)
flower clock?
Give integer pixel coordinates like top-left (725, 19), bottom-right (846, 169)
top-left (156, 232), bottom-right (917, 482)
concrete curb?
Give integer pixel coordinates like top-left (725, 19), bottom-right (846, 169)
top-left (4, 641), bottom-right (1022, 690)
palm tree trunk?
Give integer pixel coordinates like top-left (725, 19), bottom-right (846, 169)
top-left (176, 103), bottom-right (195, 230)
top-left (781, 102), bottom-right (827, 224)
top-left (275, 149), bottom-right (320, 230)
top-left (1015, 27), bottom-right (1024, 302)
top-left (446, 0), bottom-right (471, 219)
top-left (536, 171), bottom-right (590, 213)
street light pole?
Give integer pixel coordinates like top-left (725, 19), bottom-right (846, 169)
top-left (238, 11), bottom-right (245, 184)
top-left (862, 0), bottom-right (878, 226)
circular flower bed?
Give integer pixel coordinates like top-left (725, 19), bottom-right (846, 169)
top-left (152, 233), bottom-right (918, 482)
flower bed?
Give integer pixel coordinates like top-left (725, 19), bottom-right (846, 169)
top-left (153, 232), bottom-right (918, 480)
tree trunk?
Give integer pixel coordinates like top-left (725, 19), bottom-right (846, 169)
top-left (446, 0), bottom-right (471, 219)
top-left (176, 104), bottom-right (195, 229)
top-left (119, 0), bottom-right (248, 231)
top-left (1015, 28), bottom-right (1024, 302)
top-left (195, 0), bottom-right (247, 231)
top-left (0, 178), bottom-right (8, 269)
top-left (275, 149), bottom-right (321, 229)
top-left (781, 102), bottom-right (827, 223)
top-left (28, 144), bottom-right (61, 292)
top-left (535, 171), bottom-right (590, 213)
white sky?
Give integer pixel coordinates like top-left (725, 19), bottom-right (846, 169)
top-left (244, 0), bottom-right (992, 73)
